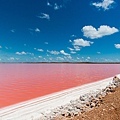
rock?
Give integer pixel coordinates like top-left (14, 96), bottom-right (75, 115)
top-left (113, 76), bottom-right (120, 82)
top-left (90, 102), bottom-right (96, 108)
top-left (73, 111), bottom-right (79, 116)
top-left (79, 96), bottom-right (85, 101)
top-left (61, 111), bottom-right (66, 117)
top-left (86, 102), bottom-right (90, 107)
top-left (76, 104), bottom-right (82, 109)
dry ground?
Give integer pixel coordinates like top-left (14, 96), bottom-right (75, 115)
top-left (55, 87), bottom-right (120, 120)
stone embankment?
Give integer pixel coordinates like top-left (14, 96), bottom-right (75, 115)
top-left (39, 76), bottom-right (120, 120)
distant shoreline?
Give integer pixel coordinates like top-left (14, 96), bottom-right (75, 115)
top-left (0, 62), bottom-right (120, 64)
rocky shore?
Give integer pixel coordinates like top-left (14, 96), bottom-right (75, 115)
top-left (39, 76), bottom-right (120, 120)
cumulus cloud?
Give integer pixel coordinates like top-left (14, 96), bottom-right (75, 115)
top-left (73, 38), bottom-right (93, 51)
top-left (69, 40), bottom-right (72, 43)
top-left (34, 48), bottom-right (43, 52)
top-left (87, 57), bottom-right (91, 59)
top-left (73, 38), bottom-right (93, 47)
top-left (54, 3), bottom-right (62, 10)
top-left (73, 45), bottom-right (81, 51)
top-left (29, 28), bottom-right (40, 33)
top-left (10, 57), bottom-right (15, 60)
top-left (67, 47), bottom-right (76, 54)
top-left (97, 52), bottom-right (101, 54)
top-left (70, 51), bottom-right (76, 54)
top-left (68, 39), bottom-right (93, 52)
top-left (60, 50), bottom-right (70, 56)
top-left (92, 0), bottom-right (115, 10)
top-left (47, 1), bottom-right (52, 7)
top-left (28, 52), bottom-right (34, 56)
top-left (38, 56), bottom-right (42, 58)
top-left (37, 13), bottom-right (50, 20)
top-left (47, 1), bottom-right (63, 10)
top-left (37, 49), bottom-right (44, 52)
top-left (38, 49), bottom-right (44, 52)
top-left (57, 57), bottom-right (64, 61)
top-left (47, 50), bottom-right (60, 55)
top-left (67, 55), bottom-right (72, 59)
top-left (82, 25), bottom-right (119, 39)
top-left (114, 44), bottom-right (120, 49)
top-left (35, 28), bottom-right (40, 32)
top-left (64, 55), bottom-right (72, 60)
top-left (16, 51), bottom-right (27, 55)
top-left (67, 47), bottom-right (74, 51)
top-left (71, 34), bottom-right (76, 37)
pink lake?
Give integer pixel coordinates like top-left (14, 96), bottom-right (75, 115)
top-left (0, 64), bottom-right (120, 108)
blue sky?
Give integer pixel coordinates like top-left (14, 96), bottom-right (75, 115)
top-left (0, 0), bottom-right (120, 62)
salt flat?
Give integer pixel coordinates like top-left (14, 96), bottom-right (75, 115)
top-left (0, 74), bottom-right (120, 120)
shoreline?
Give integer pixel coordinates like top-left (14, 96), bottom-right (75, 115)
top-left (56, 84), bottom-right (120, 120)
top-left (0, 62), bottom-right (120, 64)
top-left (0, 74), bottom-right (120, 120)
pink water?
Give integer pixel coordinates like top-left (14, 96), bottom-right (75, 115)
top-left (0, 64), bottom-right (120, 108)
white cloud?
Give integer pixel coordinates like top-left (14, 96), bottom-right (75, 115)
top-left (82, 25), bottom-right (119, 39)
top-left (38, 56), bottom-right (42, 58)
top-left (47, 54), bottom-right (50, 57)
top-left (0, 46), bottom-right (2, 48)
top-left (87, 57), bottom-right (90, 59)
top-left (97, 52), bottom-right (101, 54)
top-left (47, 1), bottom-right (62, 10)
top-left (54, 3), bottom-right (62, 10)
top-left (71, 34), bottom-right (76, 37)
top-left (16, 51), bottom-right (27, 55)
top-left (47, 50), bottom-right (60, 55)
top-left (60, 50), bottom-right (70, 56)
top-left (70, 51), bottom-right (76, 54)
top-left (67, 47), bottom-right (76, 54)
top-left (29, 28), bottom-right (40, 33)
top-left (92, 0), bottom-right (115, 10)
top-left (47, 1), bottom-right (52, 7)
top-left (69, 40), bottom-right (72, 43)
top-left (37, 49), bottom-right (44, 52)
top-left (64, 55), bottom-right (72, 60)
top-left (73, 46), bottom-right (81, 51)
top-left (28, 52), bottom-right (34, 56)
top-left (35, 28), bottom-right (40, 32)
top-left (37, 13), bottom-right (50, 20)
top-left (57, 57), bottom-right (64, 61)
top-left (69, 39), bottom-right (93, 51)
top-left (67, 55), bottom-right (72, 59)
top-left (67, 47), bottom-right (74, 51)
top-left (114, 44), bottom-right (120, 49)
top-left (10, 57), bottom-right (15, 60)
top-left (73, 38), bottom-right (93, 47)
top-left (49, 57), bottom-right (53, 61)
